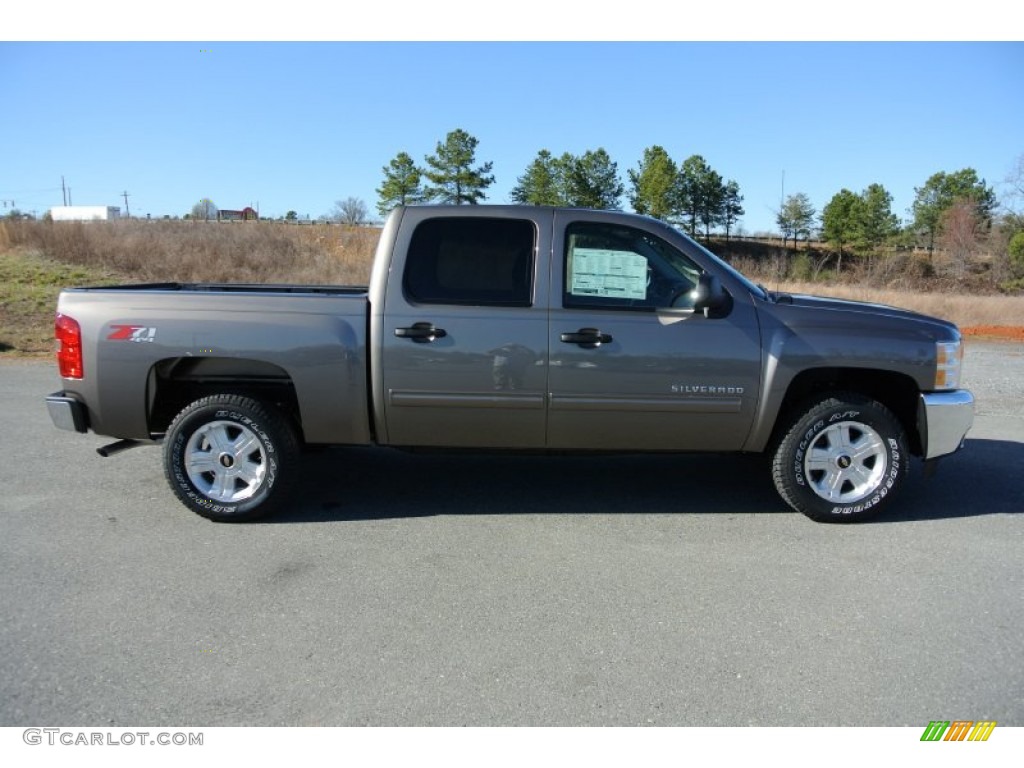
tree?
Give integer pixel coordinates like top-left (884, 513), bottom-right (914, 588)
top-left (676, 155), bottom-right (707, 235)
top-left (912, 168), bottom-right (997, 251)
top-left (821, 189), bottom-right (863, 270)
top-left (191, 198), bottom-right (218, 221)
top-left (675, 155), bottom-right (729, 237)
top-left (1002, 154), bottom-right (1024, 216)
top-left (939, 199), bottom-right (984, 278)
top-left (285, 210), bottom-right (298, 221)
top-left (859, 183), bottom-right (900, 251)
top-left (332, 197), bottom-right (368, 226)
top-left (510, 149), bottom-right (567, 206)
top-left (1008, 231), bottom-right (1024, 280)
top-left (377, 151), bottom-right (425, 216)
top-left (423, 129), bottom-right (494, 205)
top-left (777, 193), bottom-right (816, 248)
top-left (696, 167), bottom-right (725, 238)
top-left (628, 146), bottom-right (678, 220)
top-left (563, 148), bottom-right (623, 209)
top-left (720, 180), bottom-right (745, 241)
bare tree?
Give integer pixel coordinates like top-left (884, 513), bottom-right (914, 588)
top-left (332, 197), bottom-right (368, 226)
top-left (938, 199), bottom-right (984, 278)
top-left (190, 198), bottom-right (218, 221)
top-left (1004, 153), bottom-right (1024, 214)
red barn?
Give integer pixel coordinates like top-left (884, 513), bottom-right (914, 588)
top-left (218, 207), bottom-right (259, 221)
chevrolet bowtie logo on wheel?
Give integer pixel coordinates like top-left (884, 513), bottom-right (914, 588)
top-left (920, 720), bottom-right (997, 742)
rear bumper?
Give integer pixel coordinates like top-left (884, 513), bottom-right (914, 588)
top-left (46, 392), bottom-right (89, 433)
top-left (918, 390), bottom-right (974, 460)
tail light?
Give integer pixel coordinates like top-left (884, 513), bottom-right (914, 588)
top-left (55, 313), bottom-right (83, 379)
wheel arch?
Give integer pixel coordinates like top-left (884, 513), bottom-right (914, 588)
top-left (768, 367), bottom-right (923, 457)
top-left (147, 356), bottom-right (303, 441)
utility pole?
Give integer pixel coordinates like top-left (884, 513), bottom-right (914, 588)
top-left (62, 176), bottom-right (67, 206)
top-left (122, 190), bottom-right (131, 218)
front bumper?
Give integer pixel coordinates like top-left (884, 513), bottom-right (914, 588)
top-left (46, 392), bottom-right (89, 433)
top-left (918, 390), bottom-right (974, 460)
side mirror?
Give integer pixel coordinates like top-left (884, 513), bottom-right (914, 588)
top-left (691, 273), bottom-right (732, 318)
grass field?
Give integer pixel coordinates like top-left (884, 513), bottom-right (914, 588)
top-left (0, 250), bottom-right (122, 354)
top-left (2, 218), bottom-right (1022, 357)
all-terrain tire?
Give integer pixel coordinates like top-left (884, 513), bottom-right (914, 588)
top-left (163, 394), bottom-right (299, 522)
top-left (772, 392), bottom-right (908, 523)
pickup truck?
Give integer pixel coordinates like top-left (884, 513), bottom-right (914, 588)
top-left (46, 205), bottom-right (974, 523)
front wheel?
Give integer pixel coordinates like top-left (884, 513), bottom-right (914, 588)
top-left (163, 395), bottom-right (299, 522)
top-left (772, 393), bottom-right (908, 523)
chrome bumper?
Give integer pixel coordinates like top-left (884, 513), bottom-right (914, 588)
top-left (918, 390), bottom-right (974, 460)
top-left (46, 392), bottom-right (89, 433)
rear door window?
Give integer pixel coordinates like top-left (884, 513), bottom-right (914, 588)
top-left (404, 217), bottom-right (535, 306)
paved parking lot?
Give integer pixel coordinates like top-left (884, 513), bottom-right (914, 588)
top-left (1, 340), bottom-right (1021, 726)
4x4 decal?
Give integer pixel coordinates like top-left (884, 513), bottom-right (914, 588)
top-left (107, 325), bottom-right (157, 343)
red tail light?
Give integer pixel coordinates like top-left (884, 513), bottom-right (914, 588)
top-left (55, 313), bottom-right (83, 379)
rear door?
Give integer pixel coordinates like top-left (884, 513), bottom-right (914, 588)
top-left (546, 211), bottom-right (762, 451)
top-left (379, 208), bottom-right (552, 448)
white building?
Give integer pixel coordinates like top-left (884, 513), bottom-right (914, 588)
top-left (49, 206), bottom-right (121, 221)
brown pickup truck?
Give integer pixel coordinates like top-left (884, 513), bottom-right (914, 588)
top-left (47, 205), bottom-right (974, 522)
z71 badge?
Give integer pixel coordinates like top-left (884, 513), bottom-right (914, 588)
top-left (107, 325), bottom-right (157, 343)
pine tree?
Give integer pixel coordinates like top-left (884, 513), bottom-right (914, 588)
top-left (376, 152), bottom-right (424, 217)
top-left (859, 183), bottom-right (899, 251)
top-left (564, 148), bottom-right (622, 210)
top-left (510, 150), bottom-right (566, 206)
top-left (721, 180), bottom-right (744, 240)
top-left (423, 129), bottom-right (494, 205)
top-left (821, 189), bottom-right (863, 271)
top-left (912, 168), bottom-right (996, 251)
top-left (777, 193), bottom-right (816, 248)
top-left (628, 146), bottom-right (678, 220)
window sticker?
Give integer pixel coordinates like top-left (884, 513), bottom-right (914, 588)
top-left (570, 248), bottom-right (648, 300)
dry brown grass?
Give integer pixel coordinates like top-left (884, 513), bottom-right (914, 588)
top-left (0, 219), bottom-right (380, 285)
top-left (2, 219), bottom-right (1021, 359)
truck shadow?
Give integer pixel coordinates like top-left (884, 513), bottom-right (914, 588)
top-left (266, 438), bottom-right (1020, 524)
top-left (881, 438), bottom-right (1023, 522)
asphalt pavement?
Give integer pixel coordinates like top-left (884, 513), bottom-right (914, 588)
top-left (1, 340), bottom-right (1021, 726)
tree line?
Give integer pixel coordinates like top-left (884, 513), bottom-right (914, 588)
top-left (374, 129), bottom-right (1016, 263)
top-left (195, 125), bottom-right (1019, 288)
top-left (375, 129), bottom-right (745, 240)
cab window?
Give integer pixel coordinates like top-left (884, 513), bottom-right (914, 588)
top-left (564, 222), bottom-right (701, 311)
top-left (404, 217), bottom-right (535, 306)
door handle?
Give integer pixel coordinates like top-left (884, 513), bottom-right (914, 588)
top-left (560, 327), bottom-right (613, 349)
top-left (395, 322), bottom-right (447, 343)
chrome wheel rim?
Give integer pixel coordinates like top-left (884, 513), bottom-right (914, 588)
top-left (803, 420), bottom-right (887, 503)
top-left (185, 420), bottom-right (267, 503)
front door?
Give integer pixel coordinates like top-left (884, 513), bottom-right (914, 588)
top-left (546, 212), bottom-right (762, 452)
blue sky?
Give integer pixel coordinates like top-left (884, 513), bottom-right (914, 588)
top-left (2, 40), bottom-right (1021, 233)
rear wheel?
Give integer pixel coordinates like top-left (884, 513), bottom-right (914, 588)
top-left (163, 394), bottom-right (299, 522)
top-left (772, 393), bottom-right (908, 522)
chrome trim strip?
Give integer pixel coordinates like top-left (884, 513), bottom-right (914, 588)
top-left (388, 390), bottom-right (545, 409)
top-left (549, 394), bottom-right (742, 414)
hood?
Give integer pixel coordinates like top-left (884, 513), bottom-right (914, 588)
top-left (767, 292), bottom-right (961, 342)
